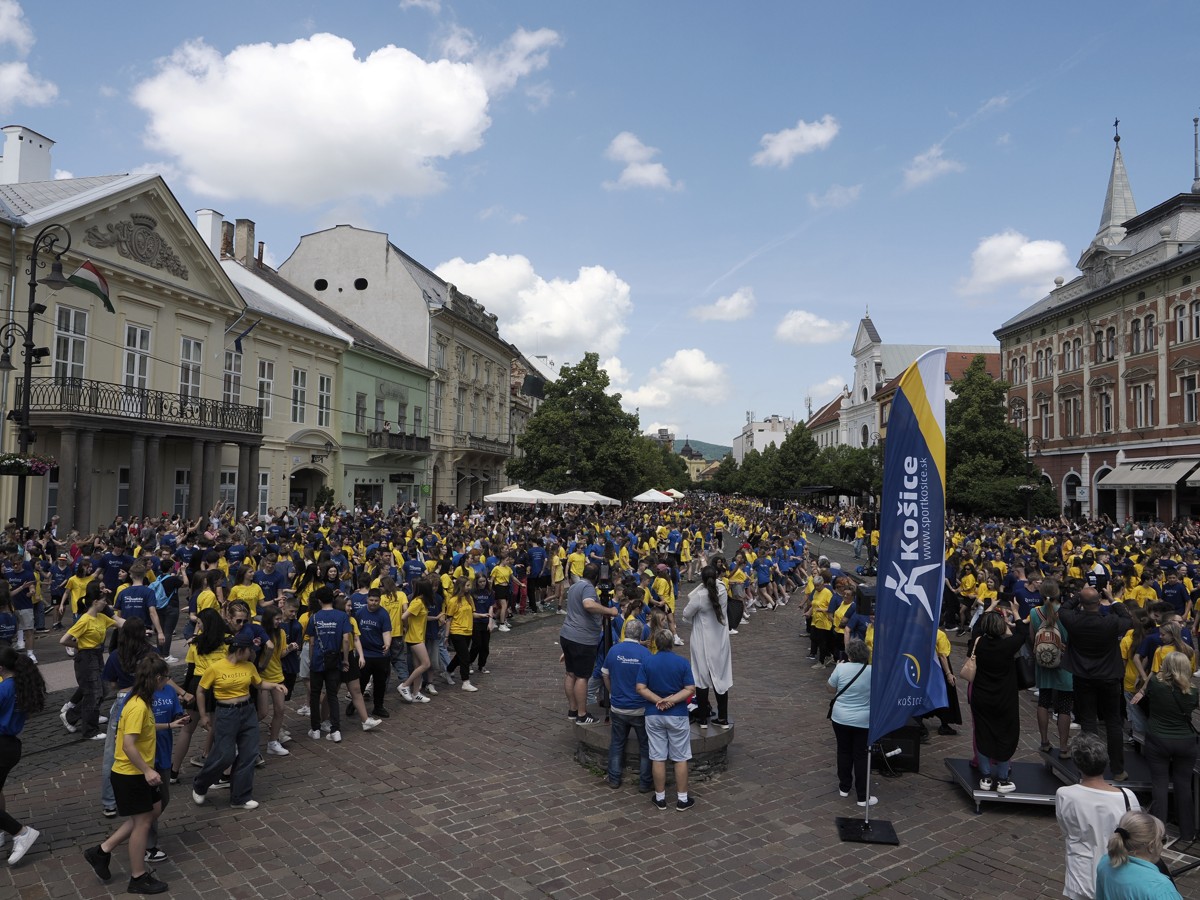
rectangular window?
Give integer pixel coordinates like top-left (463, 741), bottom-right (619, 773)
top-left (1061, 341), bottom-right (1071, 373)
top-left (54, 305), bottom-right (87, 382)
top-left (179, 337), bottom-right (202, 399)
top-left (291, 368), bottom-right (307, 424)
top-left (414, 406), bottom-right (423, 435)
top-left (123, 325), bottom-right (150, 390)
top-left (173, 469), bottom-right (190, 517)
top-left (483, 396), bottom-right (491, 437)
top-left (396, 401), bottom-right (407, 432)
top-left (1185, 375), bottom-right (1198, 424)
top-left (470, 392), bottom-right (479, 434)
top-left (435, 343), bottom-right (446, 369)
top-left (1133, 384), bottom-right (1156, 428)
top-left (1146, 315), bottom-right (1157, 350)
top-left (456, 387), bottom-right (466, 432)
top-left (374, 397), bottom-right (385, 431)
top-left (257, 472), bottom-right (269, 517)
top-left (355, 392), bottom-right (367, 432)
top-left (318, 374), bottom-right (332, 427)
top-left (1039, 403), bottom-right (1051, 440)
top-left (117, 467), bottom-right (130, 520)
top-left (1098, 392), bottom-right (1112, 432)
top-left (219, 470), bottom-right (237, 509)
top-left (432, 381), bottom-right (442, 431)
top-left (257, 359), bottom-right (274, 419)
top-left (223, 350), bottom-right (243, 405)
top-left (1131, 320), bottom-right (1142, 354)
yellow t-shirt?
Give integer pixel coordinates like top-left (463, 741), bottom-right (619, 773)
top-left (445, 594), bottom-right (474, 636)
top-left (404, 597), bottom-right (428, 644)
top-left (228, 584), bottom-right (264, 615)
top-left (261, 628), bottom-right (284, 683)
top-left (199, 656), bottom-right (262, 701)
top-left (113, 695), bottom-right (156, 776)
top-left (491, 565), bottom-right (513, 586)
top-left (1120, 630), bottom-right (1139, 692)
top-left (567, 551), bottom-right (587, 578)
top-left (195, 589), bottom-right (220, 614)
top-left (65, 573), bottom-right (97, 608)
top-left (380, 591), bottom-right (408, 634)
top-left (651, 576), bottom-right (675, 612)
top-left (810, 588), bottom-right (833, 631)
top-left (186, 644), bottom-right (229, 678)
top-left (935, 629), bottom-right (952, 659)
top-left (67, 612), bottom-right (115, 650)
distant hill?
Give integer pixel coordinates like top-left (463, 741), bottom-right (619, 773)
top-left (681, 438), bottom-right (731, 461)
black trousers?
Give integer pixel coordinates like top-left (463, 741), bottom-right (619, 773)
top-left (446, 633), bottom-right (472, 682)
top-left (309, 665), bottom-right (341, 733)
top-left (694, 687), bottom-right (728, 722)
top-left (359, 657), bottom-right (390, 713)
top-left (1074, 676), bottom-right (1125, 774)
top-left (469, 619), bottom-right (491, 669)
top-left (0, 735), bottom-right (22, 834)
top-left (832, 721), bottom-right (870, 801)
top-left (1145, 731), bottom-right (1198, 843)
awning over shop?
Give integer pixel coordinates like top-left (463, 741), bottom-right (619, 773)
top-left (1099, 459), bottom-right (1200, 490)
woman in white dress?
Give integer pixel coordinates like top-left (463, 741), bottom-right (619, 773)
top-left (1056, 732), bottom-right (1140, 900)
top-left (681, 565), bottom-right (732, 728)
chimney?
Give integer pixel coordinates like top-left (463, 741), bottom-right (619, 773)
top-left (195, 209), bottom-right (224, 257)
top-left (220, 222), bottom-right (234, 258)
top-left (0, 126), bottom-right (54, 185)
top-left (234, 218), bottom-right (255, 265)
top-left (256, 241), bottom-right (264, 266)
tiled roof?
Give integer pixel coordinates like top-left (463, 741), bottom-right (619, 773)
top-left (806, 395), bottom-right (842, 428)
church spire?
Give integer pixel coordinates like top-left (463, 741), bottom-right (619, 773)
top-left (1094, 118), bottom-right (1136, 247)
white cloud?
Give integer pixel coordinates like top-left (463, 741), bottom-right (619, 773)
top-left (53, 169), bottom-right (73, 180)
top-left (440, 25), bottom-right (560, 94)
top-left (996, 132), bottom-right (1012, 146)
top-left (775, 310), bottom-right (851, 345)
top-left (132, 30), bottom-right (557, 206)
top-left (478, 205), bottom-right (527, 224)
top-left (692, 287), bottom-right (755, 322)
top-left (958, 229), bottom-right (1070, 297)
top-left (603, 131), bottom-right (682, 191)
top-left (600, 356), bottom-right (631, 387)
top-left (509, 212), bottom-right (527, 224)
top-left (807, 376), bottom-right (845, 404)
top-left (0, 61), bottom-right (56, 113)
top-left (400, 0), bottom-right (441, 11)
top-left (0, 1), bottom-right (33, 55)
top-left (902, 143), bottom-right (964, 189)
top-left (807, 183), bottom-right (862, 210)
top-left (644, 422), bottom-right (680, 436)
top-left (752, 114), bottom-right (839, 168)
top-left (435, 253), bottom-right (632, 359)
top-left (622, 349), bottom-right (728, 410)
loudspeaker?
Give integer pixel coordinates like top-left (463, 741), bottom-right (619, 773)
top-left (872, 718), bottom-right (921, 774)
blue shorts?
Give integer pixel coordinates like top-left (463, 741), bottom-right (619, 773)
top-left (646, 715), bottom-right (692, 762)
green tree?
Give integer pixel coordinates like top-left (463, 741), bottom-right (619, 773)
top-left (771, 426), bottom-right (821, 497)
top-left (507, 352), bottom-right (644, 499)
top-left (944, 354), bottom-right (1041, 515)
top-left (708, 453), bottom-right (741, 494)
top-left (739, 448), bottom-right (769, 497)
top-left (815, 445), bottom-right (875, 499)
top-left (628, 437), bottom-right (691, 495)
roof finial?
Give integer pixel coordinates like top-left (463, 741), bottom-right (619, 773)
top-left (1192, 114), bottom-right (1200, 194)
top-left (864, 305), bottom-right (869, 318)
top-left (1113, 117), bottom-right (1120, 144)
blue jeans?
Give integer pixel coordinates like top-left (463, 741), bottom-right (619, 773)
top-left (390, 642), bottom-right (411, 683)
top-left (607, 711), bottom-right (652, 788)
top-left (195, 701), bottom-right (260, 804)
top-left (978, 757), bottom-right (1011, 780)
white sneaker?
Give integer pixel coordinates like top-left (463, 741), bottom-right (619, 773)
top-left (479, 668), bottom-right (491, 675)
top-left (98, 716), bottom-right (108, 725)
top-left (266, 740), bottom-right (289, 756)
top-left (856, 796), bottom-right (879, 807)
top-left (729, 629), bottom-right (739, 635)
top-left (425, 684), bottom-right (438, 695)
top-left (6, 826), bottom-right (39, 865)
top-left (362, 718), bottom-right (381, 731)
top-left (60, 701), bottom-right (74, 714)
top-left (673, 635), bottom-right (685, 647)
top-left (398, 684), bottom-right (414, 703)
top-left (25, 652), bottom-right (36, 664)
top-left (296, 705), bottom-right (311, 717)
top-left (231, 800), bottom-right (260, 810)
top-left (65, 646), bottom-right (74, 657)
top-left (462, 681), bottom-right (478, 692)
top-left (163, 655), bottom-right (179, 664)
top-left (444, 673), bottom-right (456, 685)
top-left (59, 709), bottom-right (77, 733)
top-left (413, 692), bottom-right (431, 703)
top-left (498, 624), bottom-right (511, 633)
top-left (326, 730), bottom-right (342, 743)
top-left (320, 720), bottom-right (332, 733)
top-left (307, 729), bottom-right (321, 740)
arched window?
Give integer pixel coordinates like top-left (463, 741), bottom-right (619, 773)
top-left (1176, 305), bottom-right (1188, 343)
top-left (1073, 337), bottom-right (1083, 370)
top-left (1020, 355), bottom-right (1028, 383)
top-left (1035, 349), bottom-right (1044, 379)
top-left (1105, 326), bottom-right (1116, 360)
top-left (1131, 318), bottom-right (1142, 354)
top-left (861, 424), bottom-right (869, 448)
top-left (1094, 330), bottom-right (1105, 365)
top-left (1061, 340), bottom-right (1072, 372)
top-left (1145, 314), bottom-right (1157, 350)
top-left (1191, 300), bottom-right (1200, 343)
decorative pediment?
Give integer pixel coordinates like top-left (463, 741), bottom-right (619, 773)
top-left (1170, 355), bottom-right (1199, 372)
top-left (1033, 390), bottom-right (1051, 401)
top-left (84, 213), bottom-right (188, 280)
top-left (1121, 366), bottom-right (1155, 382)
top-left (1055, 382), bottom-right (1083, 395)
top-left (1087, 374), bottom-right (1115, 388)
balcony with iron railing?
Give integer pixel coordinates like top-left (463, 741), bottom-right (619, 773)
top-left (366, 430), bottom-right (432, 453)
top-left (18, 377), bottom-right (263, 434)
top-left (455, 431), bottom-right (509, 454)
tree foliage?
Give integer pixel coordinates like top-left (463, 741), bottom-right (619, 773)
top-left (507, 352), bottom-right (686, 500)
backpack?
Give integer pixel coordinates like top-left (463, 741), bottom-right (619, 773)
top-left (150, 577), bottom-right (175, 610)
top-left (1033, 614), bottom-right (1064, 669)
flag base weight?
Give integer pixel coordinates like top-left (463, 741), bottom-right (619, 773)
top-left (835, 816), bottom-right (899, 846)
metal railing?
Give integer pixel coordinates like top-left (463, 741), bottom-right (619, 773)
top-left (19, 377), bottom-right (263, 434)
top-left (367, 430), bottom-right (432, 452)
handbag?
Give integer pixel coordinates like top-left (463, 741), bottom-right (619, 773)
top-left (959, 638), bottom-right (981, 683)
top-left (1016, 642), bottom-right (1036, 690)
top-left (827, 662), bottom-right (867, 720)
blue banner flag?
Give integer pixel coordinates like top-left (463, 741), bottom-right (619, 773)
top-left (868, 348), bottom-right (949, 744)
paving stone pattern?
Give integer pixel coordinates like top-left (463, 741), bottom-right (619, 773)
top-left (0, 534), bottom-right (1178, 898)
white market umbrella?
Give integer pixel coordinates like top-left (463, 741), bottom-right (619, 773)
top-left (584, 491), bottom-right (620, 506)
top-left (664, 488), bottom-right (686, 499)
top-left (551, 490), bottom-right (599, 505)
top-left (485, 486), bottom-right (538, 504)
top-left (632, 488), bottom-right (674, 503)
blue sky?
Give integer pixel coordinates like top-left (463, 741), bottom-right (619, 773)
top-left (4, 0), bottom-right (1199, 447)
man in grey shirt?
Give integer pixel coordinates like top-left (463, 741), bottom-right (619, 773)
top-left (560, 563), bottom-right (618, 725)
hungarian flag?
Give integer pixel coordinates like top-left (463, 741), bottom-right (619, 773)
top-left (67, 261), bottom-right (113, 313)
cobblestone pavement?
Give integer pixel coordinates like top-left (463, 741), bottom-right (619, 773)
top-left (1, 542), bottom-right (1190, 899)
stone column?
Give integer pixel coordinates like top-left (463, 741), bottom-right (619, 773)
top-left (128, 434), bottom-right (146, 521)
top-left (144, 435), bottom-right (161, 518)
top-left (189, 440), bottom-right (204, 520)
top-left (77, 430), bottom-right (94, 534)
top-left (247, 445), bottom-right (261, 516)
top-left (236, 444), bottom-right (252, 515)
top-left (202, 441), bottom-right (218, 515)
top-left (57, 428), bottom-right (77, 533)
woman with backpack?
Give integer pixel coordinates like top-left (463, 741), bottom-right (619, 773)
top-left (1029, 580), bottom-right (1073, 758)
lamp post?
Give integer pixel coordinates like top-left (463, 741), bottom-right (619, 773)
top-left (310, 440), bottom-right (334, 464)
top-left (0, 224), bottom-right (71, 528)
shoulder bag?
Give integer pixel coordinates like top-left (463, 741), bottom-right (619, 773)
top-left (959, 637), bottom-right (982, 683)
top-left (826, 662), bottom-right (867, 720)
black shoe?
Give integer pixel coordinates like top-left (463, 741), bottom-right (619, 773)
top-left (211, 776), bottom-right (231, 790)
top-left (575, 715), bottom-right (597, 725)
top-left (567, 709), bottom-right (577, 720)
top-left (84, 845), bottom-right (112, 882)
top-left (651, 795), bottom-right (667, 810)
top-left (373, 708), bottom-right (389, 719)
top-left (169, 770), bottom-right (180, 785)
top-left (128, 871), bottom-right (169, 894)
top-left (938, 725), bottom-right (958, 736)
top-left (676, 796), bottom-right (695, 810)
top-left (605, 778), bottom-right (621, 790)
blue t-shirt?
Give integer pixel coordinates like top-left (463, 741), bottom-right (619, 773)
top-left (151, 685), bottom-right (183, 770)
top-left (473, 590), bottom-right (494, 616)
top-left (98, 553), bottom-right (134, 591)
top-left (0, 611), bottom-right (17, 644)
top-left (827, 662), bottom-right (871, 728)
top-left (2, 562), bottom-right (32, 610)
top-left (601, 639), bottom-right (651, 713)
top-left (0, 676), bottom-right (26, 737)
top-left (307, 608), bottom-right (351, 670)
top-left (254, 568), bottom-right (288, 602)
top-left (1161, 581), bottom-right (1189, 617)
top-left (753, 558), bottom-right (774, 585)
top-left (280, 619), bottom-right (303, 674)
top-left (527, 547), bottom-right (547, 578)
top-left (103, 649), bottom-right (143, 690)
top-left (355, 606), bottom-right (391, 658)
top-left (636, 651), bottom-right (695, 718)
top-left (117, 585), bottom-right (157, 625)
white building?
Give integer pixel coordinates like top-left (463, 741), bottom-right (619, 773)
top-left (732, 414), bottom-right (796, 463)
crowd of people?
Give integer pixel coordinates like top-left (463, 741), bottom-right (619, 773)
top-left (0, 498), bottom-right (1195, 896)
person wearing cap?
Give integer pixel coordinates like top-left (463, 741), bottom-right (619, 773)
top-left (192, 631), bottom-right (285, 810)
